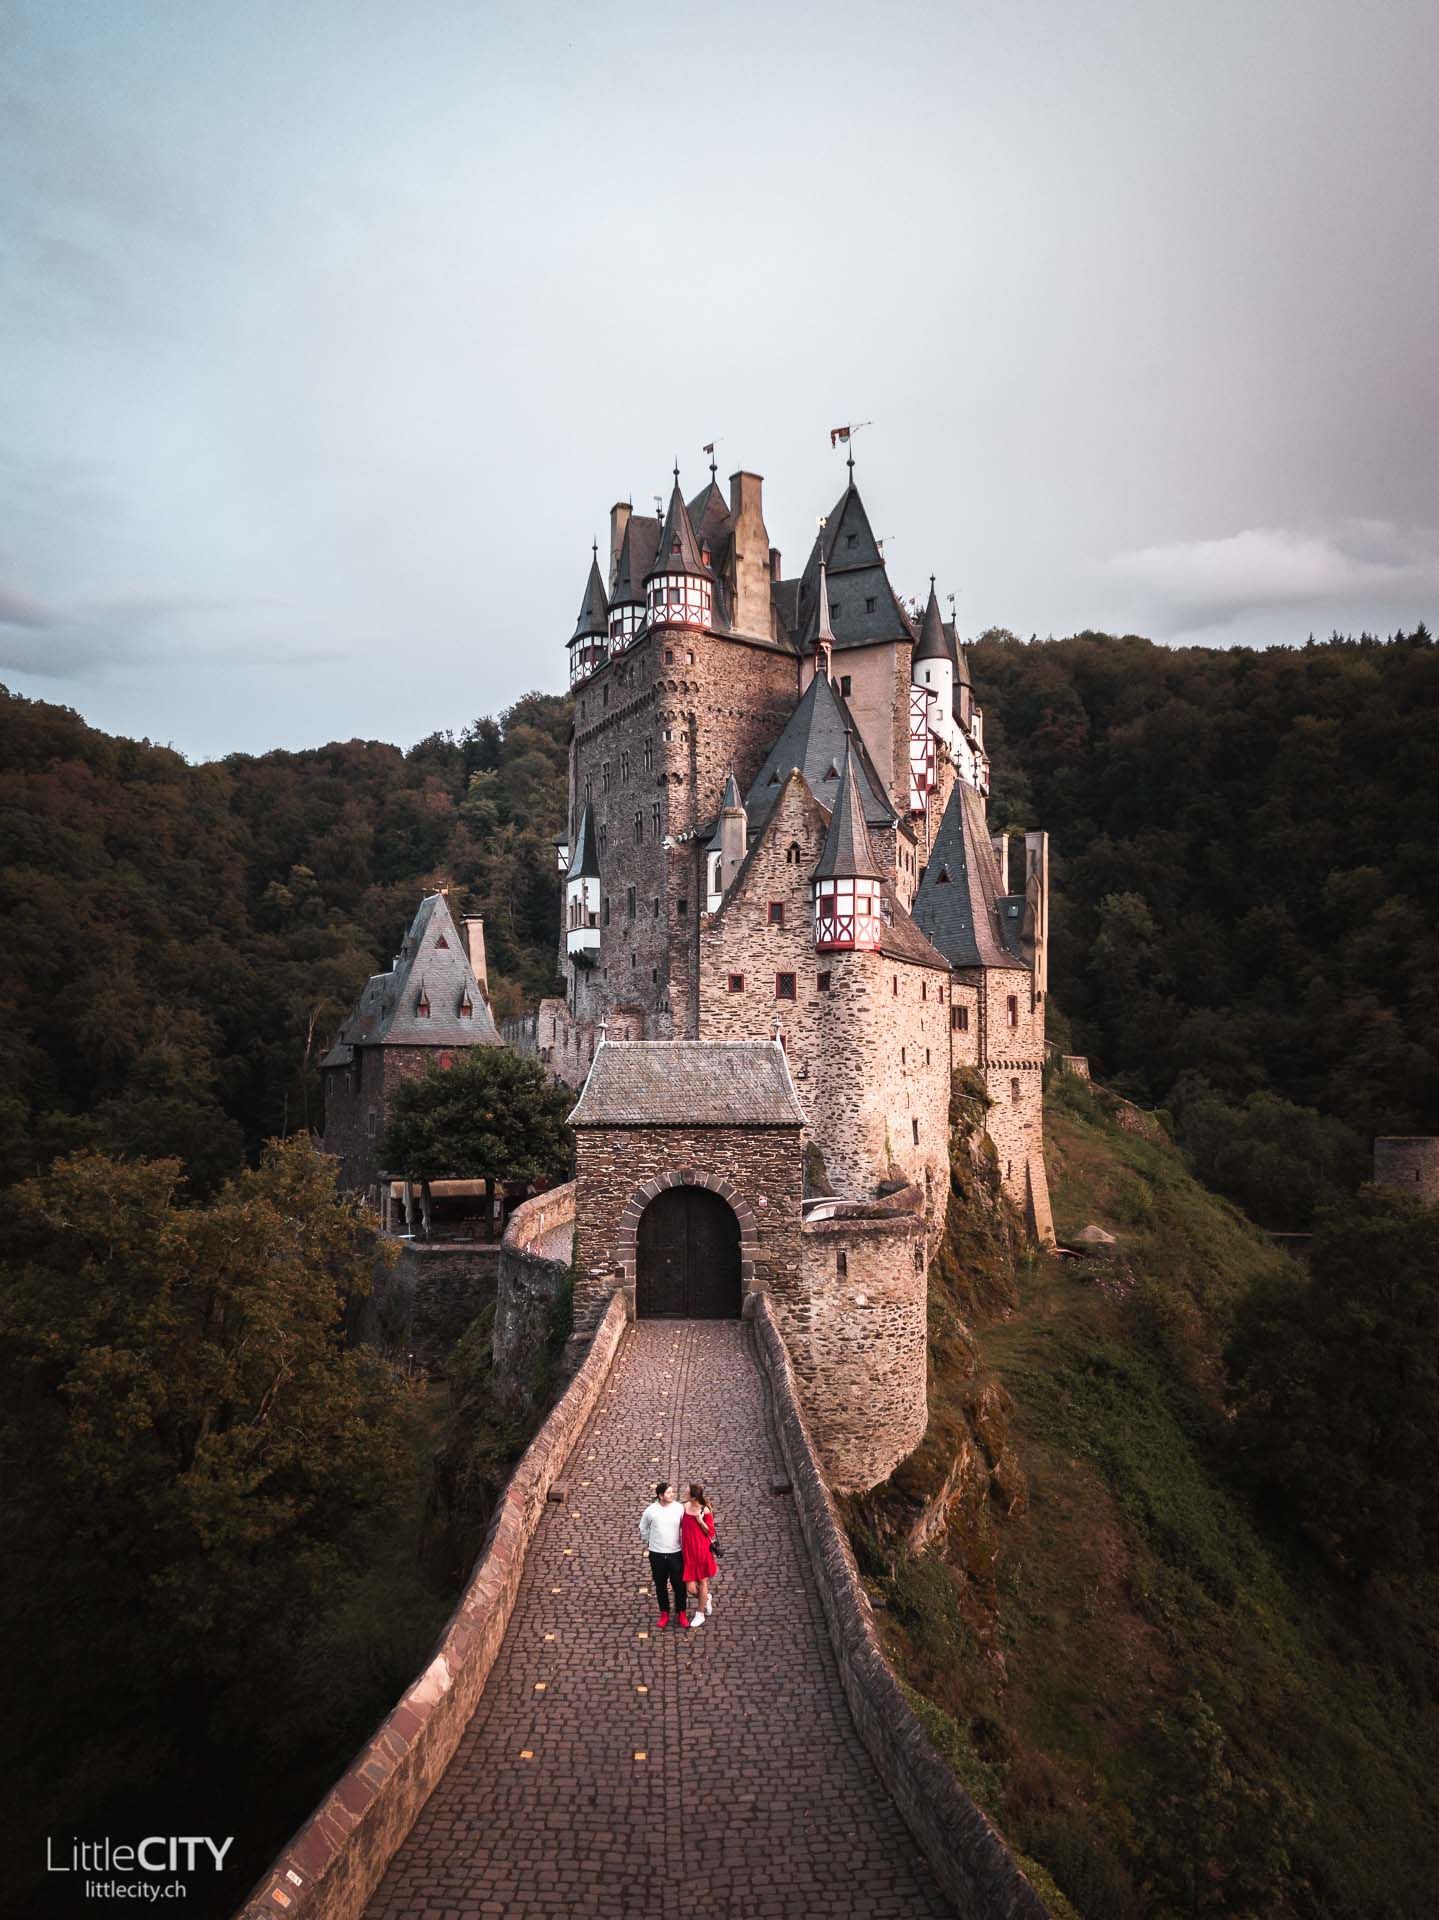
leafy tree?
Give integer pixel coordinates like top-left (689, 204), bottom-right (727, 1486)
top-left (382, 1045), bottom-right (574, 1235)
top-left (1225, 1186), bottom-right (1439, 1577)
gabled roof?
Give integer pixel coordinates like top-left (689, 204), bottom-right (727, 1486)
top-left (743, 671), bottom-right (896, 837)
top-left (567, 801), bottom-right (601, 880)
top-left (911, 782), bottom-right (1020, 969)
top-left (571, 548), bottom-right (609, 641)
top-left (913, 580), bottom-right (949, 664)
top-left (569, 1040), bottom-right (807, 1128)
top-left (821, 483), bottom-right (885, 573)
top-left (648, 477), bottom-right (708, 578)
top-left (876, 882), bottom-right (953, 973)
top-left (706, 769), bottom-right (745, 852)
top-left (814, 742), bottom-right (884, 880)
top-left (321, 893), bottom-right (499, 1065)
top-left (612, 514), bottom-right (659, 604)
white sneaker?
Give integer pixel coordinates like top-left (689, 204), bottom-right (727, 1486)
top-left (689, 1610), bottom-right (705, 1627)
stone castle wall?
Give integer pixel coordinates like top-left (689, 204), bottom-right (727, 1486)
top-left (571, 1124), bottom-right (805, 1337)
top-left (323, 1044), bottom-right (461, 1199)
top-left (493, 1181), bottom-right (577, 1400)
top-left (696, 776), bottom-right (951, 1223)
top-left (1374, 1136), bottom-right (1439, 1205)
top-left (789, 1209), bottom-right (929, 1492)
top-left (961, 963), bottom-right (1050, 1238)
top-left (566, 625), bottom-right (798, 1036)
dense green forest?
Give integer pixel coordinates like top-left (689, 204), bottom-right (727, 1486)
top-left (973, 625), bottom-right (1438, 1226)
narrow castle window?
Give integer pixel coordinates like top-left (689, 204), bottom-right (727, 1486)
top-left (817, 971), bottom-right (831, 992)
top-left (865, 596), bottom-right (876, 613)
top-left (664, 648), bottom-right (675, 664)
top-left (951, 1005), bottom-right (968, 1031)
top-left (768, 901), bottom-right (785, 927)
top-left (901, 1046), bottom-right (906, 1064)
top-left (633, 811), bottom-right (643, 844)
top-left (603, 898), bottom-right (611, 925)
top-left (602, 761), bottom-right (611, 791)
top-left (1007, 994), bottom-right (1019, 1027)
top-left (786, 841), bottom-right (801, 864)
top-left (830, 601), bottom-right (840, 619)
top-left (911, 1119), bottom-right (920, 1145)
top-left (728, 973), bottom-right (745, 992)
top-left (367, 1110), bottom-right (378, 1136)
top-left (652, 897), bottom-right (660, 918)
top-left (677, 898), bottom-right (688, 917)
top-left (644, 736), bottom-right (654, 772)
top-left (651, 801), bottom-right (661, 836)
top-left (621, 749), bottom-right (630, 780)
top-left (925, 1047), bottom-right (931, 1065)
top-left (840, 675), bottom-right (852, 697)
top-left (836, 1250), bottom-right (848, 1277)
top-left (775, 972), bottom-right (796, 1000)
top-left (1011, 1078), bottom-right (1021, 1103)
top-left (892, 976), bottom-right (898, 996)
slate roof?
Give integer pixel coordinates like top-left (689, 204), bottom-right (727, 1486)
top-left (913, 581), bottom-right (949, 663)
top-left (611, 514), bottom-right (659, 603)
top-left (911, 781), bottom-right (1022, 969)
top-left (687, 477), bottom-right (732, 558)
top-left (568, 801), bottom-right (601, 880)
top-left (571, 549), bottom-right (609, 641)
top-left (569, 1040), bottom-right (807, 1128)
top-left (814, 742), bottom-right (884, 880)
top-left (320, 893), bottom-right (500, 1066)
top-left (705, 770), bottom-right (745, 852)
top-left (743, 671), bottom-right (896, 837)
top-left (787, 488), bottom-right (914, 652)
top-left (876, 885), bottom-right (953, 973)
top-left (943, 618), bottom-right (973, 689)
top-left (648, 477), bottom-right (708, 579)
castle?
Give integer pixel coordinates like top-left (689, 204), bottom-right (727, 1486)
top-left (324, 455), bottom-right (1052, 1492)
top-left (543, 458), bottom-right (1051, 1490)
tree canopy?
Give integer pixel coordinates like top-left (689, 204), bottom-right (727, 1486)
top-left (382, 1045), bottom-right (574, 1190)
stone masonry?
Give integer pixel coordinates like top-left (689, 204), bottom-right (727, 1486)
top-left (360, 1320), bottom-right (954, 1920)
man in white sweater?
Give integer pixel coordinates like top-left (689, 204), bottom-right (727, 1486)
top-left (638, 1482), bottom-right (688, 1629)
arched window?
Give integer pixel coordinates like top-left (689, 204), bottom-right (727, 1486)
top-left (786, 841), bottom-right (801, 865)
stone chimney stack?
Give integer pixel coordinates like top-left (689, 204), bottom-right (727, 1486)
top-left (462, 916), bottom-right (489, 999)
top-left (728, 470), bottom-right (771, 638)
top-left (1024, 831), bottom-right (1049, 996)
top-left (608, 501), bottom-right (631, 595)
top-left (991, 833), bottom-right (1009, 891)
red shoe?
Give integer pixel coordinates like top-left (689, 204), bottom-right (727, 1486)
top-left (657, 1611), bottom-right (670, 1630)
top-left (678, 1611), bottom-right (690, 1629)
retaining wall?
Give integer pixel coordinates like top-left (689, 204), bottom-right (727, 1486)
top-left (492, 1181), bottom-right (576, 1397)
top-left (235, 1289), bottom-right (628, 1920)
top-left (752, 1295), bottom-right (1051, 1920)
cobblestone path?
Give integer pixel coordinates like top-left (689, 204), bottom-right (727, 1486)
top-left (364, 1319), bottom-right (953, 1920)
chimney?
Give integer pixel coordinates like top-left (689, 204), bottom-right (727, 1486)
top-left (991, 833), bottom-right (1009, 891)
top-left (608, 501), bottom-right (631, 594)
top-left (769, 546), bottom-right (781, 581)
top-left (728, 470), bottom-right (771, 638)
top-left (462, 916), bottom-right (489, 999)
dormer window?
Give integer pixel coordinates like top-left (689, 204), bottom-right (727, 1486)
top-left (435, 933), bottom-right (448, 948)
top-left (459, 999), bottom-right (473, 1019)
top-left (846, 532), bottom-right (857, 548)
top-left (416, 994), bottom-right (431, 1018)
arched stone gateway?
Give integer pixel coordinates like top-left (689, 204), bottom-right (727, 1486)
top-left (635, 1183), bottom-right (742, 1318)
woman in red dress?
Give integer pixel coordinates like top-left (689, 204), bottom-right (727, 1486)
top-left (680, 1482), bottom-right (717, 1627)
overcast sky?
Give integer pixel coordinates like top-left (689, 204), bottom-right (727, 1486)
top-left (2, 0), bottom-right (1436, 761)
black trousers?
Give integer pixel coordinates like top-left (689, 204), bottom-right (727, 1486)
top-left (649, 1550), bottom-right (685, 1614)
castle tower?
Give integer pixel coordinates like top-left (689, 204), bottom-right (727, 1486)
top-left (645, 472), bottom-right (714, 630)
top-left (813, 743), bottom-right (885, 951)
top-left (568, 546), bottom-right (609, 685)
top-left (706, 770), bottom-right (747, 910)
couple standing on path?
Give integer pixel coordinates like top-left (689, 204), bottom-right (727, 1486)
top-left (639, 1481), bottom-right (718, 1631)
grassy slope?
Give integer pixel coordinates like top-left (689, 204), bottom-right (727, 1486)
top-left (859, 1073), bottom-right (1439, 1920)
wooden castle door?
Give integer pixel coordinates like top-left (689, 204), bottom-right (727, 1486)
top-left (635, 1187), bottom-right (741, 1318)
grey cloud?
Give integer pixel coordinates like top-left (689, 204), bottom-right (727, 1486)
top-left (1105, 523), bottom-right (1439, 633)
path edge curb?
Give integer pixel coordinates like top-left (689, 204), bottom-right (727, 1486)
top-left (753, 1295), bottom-right (1053, 1920)
top-left (233, 1288), bottom-right (629, 1920)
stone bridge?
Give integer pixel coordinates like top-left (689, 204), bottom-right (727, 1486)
top-left (238, 1287), bottom-right (1048, 1920)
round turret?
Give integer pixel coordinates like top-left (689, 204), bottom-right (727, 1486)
top-left (813, 743), bottom-right (884, 951)
top-left (645, 471), bottom-right (713, 631)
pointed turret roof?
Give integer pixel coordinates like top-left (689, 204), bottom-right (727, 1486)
top-left (612, 513), bottom-right (660, 604)
top-left (567, 801), bottom-right (601, 881)
top-left (944, 618), bottom-right (973, 689)
top-left (794, 482), bottom-right (913, 650)
top-left (706, 770), bottom-right (745, 851)
top-left (687, 477), bottom-right (732, 558)
top-left (913, 578), bottom-right (949, 663)
top-left (742, 671), bottom-right (895, 837)
top-left (571, 547), bottom-right (609, 641)
top-left (648, 473), bottom-right (708, 578)
top-left (814, 742), bottom-right (885, 881)
top-left (320, 892), bottom-right (500, 1065)
top-left (912, 783), bottom-right (1019, 969)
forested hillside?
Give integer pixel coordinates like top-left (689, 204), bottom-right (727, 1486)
top-left (972, 626), bottom-right (1438, 1226)
top-left (0, 687), bottom-right (568, 1194)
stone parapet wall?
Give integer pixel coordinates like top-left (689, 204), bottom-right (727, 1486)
top-left (361, 1242), bottom-right (499, 1373)
top-left (493, 1181), bottom-right (577, 1396)
top-left (751, 1297), bottom-right (1051, 1920)
top-left (235, 1290), bottom-right (628, 1920)
top-left (1374, 1135), bottom-right (1439, 1205)
top-left (790, 1209), bottom-right (928, 1492)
